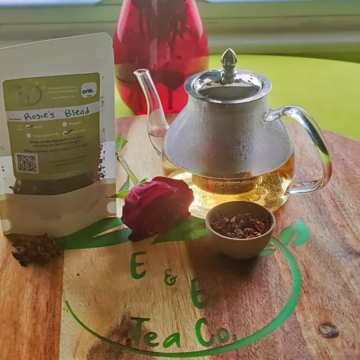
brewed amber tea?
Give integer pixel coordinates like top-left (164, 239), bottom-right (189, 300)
top-left (162, 153), bottom-right (295, 219)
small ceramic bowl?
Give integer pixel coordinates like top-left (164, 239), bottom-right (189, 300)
top-left (205, 201), bottom-right (276, 259)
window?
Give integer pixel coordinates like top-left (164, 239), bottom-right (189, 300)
top-left (0, 0), bottom-right (359, 62)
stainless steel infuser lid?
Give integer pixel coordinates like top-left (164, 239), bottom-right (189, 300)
top-left (185, 48), bottom-right (272, 104)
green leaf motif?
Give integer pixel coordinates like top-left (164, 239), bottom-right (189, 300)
top-left (259, 248), bottom-right (276, 257)
top-left (258, 245), bottom-right (276, 257)
top-left (259, 240), bottom-right (277, 257)
top-left (115, 135), bottom-right (128, 153)
top-left (138, 178), bottom-right (148, 185)
top-left (153, 218), bottom-right (209, 244)
top-left (60, 218), bottom-right (129, 250)
top-left (280, 219), bottom-right (311, 248)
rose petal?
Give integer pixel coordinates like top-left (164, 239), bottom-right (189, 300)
top-left (122, 187), bottom-right (170, 224)
top-left (129, 230), bottom-right (156, 241)
top-left (123, 191), bottom-right (179, 235)
top-left (121, 177), bottom-right (194, 242)
top-left (152, 176), bottom-right (190, 190)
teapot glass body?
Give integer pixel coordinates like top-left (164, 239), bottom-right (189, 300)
top-left (135, 49), bottom-right (332, 219)
top-left (160, 94), bottom-right (297, 218)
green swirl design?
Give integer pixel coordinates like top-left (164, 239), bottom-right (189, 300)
top-left (65, 238), bottom-right (302, 358)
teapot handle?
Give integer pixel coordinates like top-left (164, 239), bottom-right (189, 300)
top-left (265, 106), bottom-right (332, 195)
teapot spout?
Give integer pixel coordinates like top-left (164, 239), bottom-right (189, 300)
top-left (134, 69), bottom-right (169, 156)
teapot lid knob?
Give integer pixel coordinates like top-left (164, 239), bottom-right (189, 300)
top-left (221, 48), bottom-right (237, 84)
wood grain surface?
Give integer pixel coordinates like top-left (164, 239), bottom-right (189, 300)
top-left (1, 116), bottom-right (359, 360)
top-left (0, 224), bottom-right (63, 360)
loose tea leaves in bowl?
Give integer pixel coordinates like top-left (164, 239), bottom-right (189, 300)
top-left (210, 212), bottom-right (271, 239)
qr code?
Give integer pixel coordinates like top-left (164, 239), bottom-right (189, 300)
top-left (15, 153), bottom-right (39, 174)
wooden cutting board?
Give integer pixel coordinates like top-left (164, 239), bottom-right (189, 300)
top-left (1, 117), bottom-right (359, 360)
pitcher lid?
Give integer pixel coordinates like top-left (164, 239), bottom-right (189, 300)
top-left (185, 48), bottom-right (272, 104)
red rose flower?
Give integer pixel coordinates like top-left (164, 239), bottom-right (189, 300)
top-left (121, 176), bottom-right (194, 241)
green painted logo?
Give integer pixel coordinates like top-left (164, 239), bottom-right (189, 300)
top-left (63, 217), bottom-right (309, 358)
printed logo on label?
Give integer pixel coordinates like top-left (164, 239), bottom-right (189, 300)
top-left (81, 82), bottom-right (97, 98)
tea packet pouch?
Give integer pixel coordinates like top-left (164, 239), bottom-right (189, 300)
top-left (0, 33), bottom-right (116, 237)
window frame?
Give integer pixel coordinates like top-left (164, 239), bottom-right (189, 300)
top-left (1, 0), bottom-right (360, 21)
top-left (0, 0), bottom-right (100, 5)
top-left (0, 0), bottom-right (359, 60)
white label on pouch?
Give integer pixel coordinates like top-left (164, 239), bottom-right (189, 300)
top-left (6, 101), bottom-right (100, 122)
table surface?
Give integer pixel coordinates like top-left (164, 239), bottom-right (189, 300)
top-left (115, 55), bottom-right (360, 140)
top-left (1, 115), bottom-right (359, 360)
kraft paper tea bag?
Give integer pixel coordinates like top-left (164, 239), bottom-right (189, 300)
top-left (0, 33), bottom-right (116, 237)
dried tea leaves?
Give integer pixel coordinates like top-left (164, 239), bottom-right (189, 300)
top-left (210, 212), bottom-right (271, 239)
top-left (8, 234), bottom-right (62, 267)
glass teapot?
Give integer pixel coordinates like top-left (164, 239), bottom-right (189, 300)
top-left (135, 49), bottom-right (332, 219)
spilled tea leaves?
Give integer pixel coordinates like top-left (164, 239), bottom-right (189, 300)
top-left (8, 234), bottom-right (62, 267)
